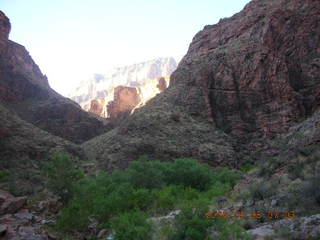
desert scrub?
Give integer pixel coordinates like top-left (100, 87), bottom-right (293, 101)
top-left (166, 199), bottom-right (250, 240)
top-left (248, 181), bottom-right (277, 201)
top-left (54, 155), bottom-right (241, 236)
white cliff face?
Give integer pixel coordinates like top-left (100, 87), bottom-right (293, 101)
top-left (69, 57), bottom-right (178, 113)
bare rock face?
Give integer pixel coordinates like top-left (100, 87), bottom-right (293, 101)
top-left (171, 0), bottom-right (320, 137)
top-left (0, 11), bottom-right (109, 143)
top-left (69, 58), bottom-right (177, 117)
top-left (89, 98), bottom-right (106, 117)
top-left (107, 86), bottom-right (141, 121)
top-left (84, 0), bottom-right (320, 170)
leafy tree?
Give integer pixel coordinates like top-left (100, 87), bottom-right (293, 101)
top-left (43, 153), bottom-right (84, 203)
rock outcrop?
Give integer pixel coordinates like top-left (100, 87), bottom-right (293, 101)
top-left (172, 0), bottom-right (320, 137)
top-left (83, 0), bottom-right (320, 170)
top-left (0, 190), bottom-right (58, 240)
top-left (89, 98), bottom-right (106, 117)
top-left (107, 86), bottom-right (141, 121)
top-left (0, 10), bottom-right (109, 143)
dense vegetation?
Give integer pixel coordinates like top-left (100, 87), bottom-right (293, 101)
top-left (44, 154), bottom-right (249, 240)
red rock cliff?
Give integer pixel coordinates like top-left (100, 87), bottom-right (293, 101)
top-left (0, 10), bottom-right (110, 143)
top-left (171, 0), bottom-right (320, 137)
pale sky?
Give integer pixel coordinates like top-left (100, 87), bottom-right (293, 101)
top-left (1, 0), bottom-right (251, 96)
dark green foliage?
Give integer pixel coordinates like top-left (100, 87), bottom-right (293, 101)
top-left (0, 171), bottom-right (10, 182)
top-left (168, 199), bottom-right (213, 240)
top-left (126, 160), bottom-right (167, 189)
top-left (53, 155), bottom-right (240, 237)
top-left (212, 167), bottom-right (240, 188)
top-left (57, 201), bottom-right (90, 231)
top-left (42, 153), bottom-right (84, 203)
top-left (111, 211), bottom-right (152, 240)
top-left (165, 158), bottom-right (214, 191)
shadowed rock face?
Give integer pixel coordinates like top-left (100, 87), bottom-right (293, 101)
top-left (0, 11), bottom-right (110, 143)
top-left (89, 98), bottom-right (106, 117)
top-left (171, 0), bottom-right (320, 137)
top-left (83, 0), bottom-right (320, 170)
top-left (0, 10), bottom-right (10, 51)
top-left (157, 77), bottom-right (167, 93)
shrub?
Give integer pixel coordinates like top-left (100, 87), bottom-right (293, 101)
top-left (42, 154), bottom-right (84, 203)
top-left (248, 181), bottom-right (277, 201)
top-left (168, 199), bottom-right (213, 240)
top-left (288, 161), bottom-right (305, 180)
top-left (127, 160), bottom-right (167, 189)
top-left (167, 199), bottom-right (249, 240)
top-left (165, 158), bottom-right (213, 191)
top-left (0, 171), bottom-right (10, 182)
top-left (205, 181), bottom-right (232, 199)
top-left (57, 201), bottom-right (90, 232)
top-left (111, 211), bottom-right (152, 240)
top-left (212, 167), bottom-right (240, 188)
top-left (240, 164), bottom-right (255, 173)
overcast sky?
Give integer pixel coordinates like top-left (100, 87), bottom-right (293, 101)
top-left (2, 0), bottom-right (251, 96)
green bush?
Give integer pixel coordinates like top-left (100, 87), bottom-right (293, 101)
top-left (167, 199), bottom-right (249, 240)
top-left (165, 158), bottom-right (213, 191)
top-left (205, 181), bottom-right (232, 199)
top-left (57, 201), bottom-right (90, 232)
top-left (54, 155), bottom-right (241, 235)
top-left (42, 154), bottom-right (84, 203)
top-left (111, 211), bottom-right (152, 240)
top-left (212, 167), bottom-right (240, 188)
top-left (168, 199), bottom-right (214, 240)
top-left (127, 160), bottom-right (167, 189)
top-left (240, 164), bottom-right (255, 173)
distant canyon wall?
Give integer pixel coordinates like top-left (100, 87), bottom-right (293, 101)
top-left (69, 57), bottom-right (178, 119)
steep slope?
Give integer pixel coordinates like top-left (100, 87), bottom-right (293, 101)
top-left (0, 11), bottom-right (110, 144)
top-left (83, 0), bottom-right (320, 171)
top-left (0, 102), bottom-right (86, 194)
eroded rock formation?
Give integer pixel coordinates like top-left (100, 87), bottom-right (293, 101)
top-left (69, 58), bottom-right (177, 117)
top-left (107, 86), bottom-right (141, 120)
top-left (89, 98), bottom-right (106, 117)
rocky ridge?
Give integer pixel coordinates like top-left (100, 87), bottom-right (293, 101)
top-left (0, 10), bottom-right (110, 144)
